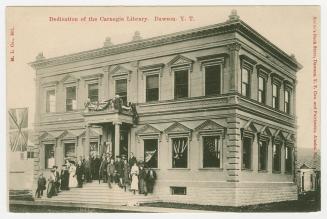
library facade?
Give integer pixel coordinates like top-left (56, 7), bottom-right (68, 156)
top-left (30, 12), bottom-right (302, 206)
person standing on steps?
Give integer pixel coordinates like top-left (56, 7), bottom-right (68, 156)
top-left (76, 160), bottom-right (84, 188)
top-left (60, 164), bottom-right (69, 191)
top-left (122, 156), bottom-right (130, 192)
top-left (107, 158), bottom-right (115, 189)
top-left (146, 168), bottom-right (157, 194)
top-left (130, 162), bottom-right (139, 195)
top-left (35, 173), bottom-right (46, 198)
top-left (115, 155), bottom-right (124, 188)
top-left (138, 163), bottom-right (147, 196)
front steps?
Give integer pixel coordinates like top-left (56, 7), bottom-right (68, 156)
top-left (37, 181), bottom-right (160, 206)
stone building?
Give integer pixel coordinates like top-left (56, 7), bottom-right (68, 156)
top-left (30, 11), bottom-right (302, 206)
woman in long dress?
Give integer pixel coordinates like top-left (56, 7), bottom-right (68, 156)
top-left (130, 162), bottom-right (139, 194)
top-left (69, 162), bottom-right (78, 188)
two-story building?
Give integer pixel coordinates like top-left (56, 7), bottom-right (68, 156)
top-left (30, 10), bottom-right (302, 206)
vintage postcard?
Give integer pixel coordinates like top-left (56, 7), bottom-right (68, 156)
top-left (5, 5), bottom-right (321, 213)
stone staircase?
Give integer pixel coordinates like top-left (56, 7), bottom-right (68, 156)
top-left (37, 181), bottom-right (160, 206)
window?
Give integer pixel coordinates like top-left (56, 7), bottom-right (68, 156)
top-left (174, 70), bottom-right (188, 99)
top-left (90, 142), bottom-right (99, 157)
top-left (242, 137), bottom-right (252, 169)
top-left (46, 90), bottom-right (56, 113)
top-left (27, 151), bottom-right (34, 159)
top-left (272, 144), bottom-right (281, 172)
top-left (272, 84), bottom-right (279, 109)
top-left (66, 86), bottom-right (77, 112)
top-left (258, 140), bottom-right (268, 171)
top-left (45, 144), bottom-right (55, 169)
top-left (88, 83), bottom-right (98, 102)
top-left (284, 90), bottom-right (291, 114)
top-left (171, 187), bottom-right (187, 195)
top-left (115, 79), bottom-right (127, 105)
top-left (146, 74), bottom-right (159, 102)
top-left (241, 68), bottom-right (250, 97)
top-left (285, 146), bottom-right (293, 173)
top-left (172, 137), bottom-right (188, 168)
top-left (258, 76), bottom-right (266, 103)
top-left (205, 65), bottom-right (221, 96)
top-left (203, 136), bottom-right (221, 168)
top-left (64, 143), bottom-right (76, 159)
top-left (144, 139), bottom-right (158, 168)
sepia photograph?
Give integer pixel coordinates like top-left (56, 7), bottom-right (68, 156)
top-left (4, 4), bottom-right (322, 214)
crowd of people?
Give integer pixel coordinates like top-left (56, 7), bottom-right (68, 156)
top-left (35, 152), bottom-right (157, 199)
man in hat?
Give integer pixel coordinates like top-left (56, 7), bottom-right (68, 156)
top-left (107, 158), bottom-right (115, 188)
top-left (35, 173), bottom-right (46, 198)
top-left (115, 155), bottom-right (124, 188)
top-left (129, 152), bottom-right (137, 168)
top-left (122, 155), bottom-right (130, 192)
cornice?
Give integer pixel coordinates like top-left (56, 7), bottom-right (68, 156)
top-left (29, 19), bottom-right (301, 72)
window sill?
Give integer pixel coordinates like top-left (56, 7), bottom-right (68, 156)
top-left (258, 170), bottom-right (268, 173)
top-left (241, 169), bottom-right (253, 172)
top-left (168, 168), bottom-right (191, 170)
top-left (272, 171), bottom-right (281, 174)
top-left (284, 172), bottom-right (292, 175)
top-left (199, 168), bottom-right (223, 171)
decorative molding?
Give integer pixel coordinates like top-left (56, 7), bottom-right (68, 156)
top-left (164, 121), bottom-right (192, 141)
top-left (41, 81), bottom-right (59, 88)
top-left (227, 42), bottom-right (241, 52)
top-left (197, 53), bottom-right (228, 70)
top-left (271, 73), bottom-right (283, 86)
top-left (139, 63), bottom-right (165, 79)
top-left (135, 124), bottom-right (162, 143)
top-left (240, 54), bottom-right (257, 72)
top-left (110, 65), bottom-right (132, 81)
top-left (167, 55), bottom-right (194, 74)
top-left (194, 120), bottom-right (227, 140)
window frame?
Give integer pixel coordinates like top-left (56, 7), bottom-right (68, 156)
top-left (87, 82), bottom-right (99, 103)
top-left (285, 145), bottom-right (293, 174)
top-left (272, 83), bottom-right (280, 110)
top-left (241, 66), bottom-right (251, 98)
top-left (144, 71), bottom-right (160, 102)
top-left (170, 136), bottom-right (190, 169)
top-left (143, 138), bottom-right (159, 169)
top-left (258, 138), bottom-right (269, 171)
top-left (173, 68), bottom-right (190, 99)
top-left (272, 142), bottom-right (282, 173)
top-left (45, 88), bottom-right (56, 113)
top-left (258, 76), bottom-right (266, 104)
top-left (204, 64), bottom-right (223, 96)
top-left (284, 89), bottom-right (291, 114)
top-left (64, 142), bottom-right (76, 160)
top-left (201, 134), bottom-right (223, 169)
top-left (65, 85), bottom-right (77, 112)
top-left (114, 77), bottom-right (128, 105)
top-left (241, 132), bottom-right (254, 171)
top-left (44, 143), bottom-right (55, 169)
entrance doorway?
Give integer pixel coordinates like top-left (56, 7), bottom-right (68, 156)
top-left (119, 129), bottom-right (128, 158)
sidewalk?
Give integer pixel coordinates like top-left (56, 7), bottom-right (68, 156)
top-left (9, 200), bottom-right (215, 213)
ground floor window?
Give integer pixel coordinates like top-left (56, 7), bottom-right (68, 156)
top-left (144, 139), bottom-right (158, 168)
top-left (64, 143), bottom-right (76, 160)
top-left (203, 136), bottom-right (221, 168)
top-left (258, 140), bottom-right (268, 171)
top-left (172, 137), bottom-right (188, 168)
top-left (45, 144), bottom-right (55, 169)
top-left (285, 146), bottom-right (293, 173)
top-left (170, 187), bottom-right (187, 195)
top-left (90, 142), bottom-right (99, 157)
top-left (273, 144), bottom-right (281, 172)
top-left (242, 137), bottom-right (252, 170)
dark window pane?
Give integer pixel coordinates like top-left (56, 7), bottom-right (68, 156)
top-left (174, 70), bottom-right (188, 99)
top-left (144, 139), bottom-right (158, 168)
top-left (284, 90), bottom-right (290, 113)
top-left (88, 83), bottom-right (98, 102)
top-left (203, 136), bottom-right (221, 168)
top-left (241, 68), bottom-right (250, 97)
top-left (259, 141), bottom-right (268, 171)
top-left (205, 65), bottom-right (221, 95)
top-left (285, 146), bottom-right (293, 173)
top-left (171, 187), bottom-right (187, 195)
top-left (146, 75), bottom-right (159, 102)
top-left (258, 77), bottom-right (266, 103)
top-left (65, 143), bottom-right (76, 159)
top-left (242, 137), bottom-right (252, 169)
top-left (272, 84), bottom-right (279, 109)
top-left (273, 144), bottom-right (281, 172)
top-left (172, 137), bottom-right (188, 168)
top-left (66, 86), bottom-right (76, 111)
top-left (115, 79), bottom-right (127, 105)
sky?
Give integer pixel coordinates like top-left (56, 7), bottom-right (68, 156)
top-left (6, 6), bottom-right (320, 149)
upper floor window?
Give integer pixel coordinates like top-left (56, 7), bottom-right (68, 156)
top-left (258, 76), bottom-right (266, 104)
top-left (242, 136), bottom-right (252, 170)
top-left (66, 86), bottom-right (77, 112)
top-left (203, 136), bottom-right (222, 168)
top-left (241, 68), bottom-right (250, 97)
top-left (205, 65), bottom-right (221, 96)
top-left (172, 137), bottom-right (188, 168)
top-left (272, 144), bottom-right (281, 172)
top-left (258, 140), bottom-right (268, 171)
top-left (88, 83), bottom-right (98, 103)
top-left (285, 146), bottom-right (293, 173)
top-left (272, 84), bottom-right (280, 110)
top-left (146, 74), bottom-right (159, 102)
top-left (46, 89), bottom-right (56, 113)
top-left (115, 79), bottom-right (127, 105)
top-left (174, 70), bottom-right (188, 99)
top-left (284, 90), bottom-right (291, 114)
top-left (144, 139), bottom-right (158, 168)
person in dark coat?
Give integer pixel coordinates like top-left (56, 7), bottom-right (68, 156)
top-left (146, 168), bottom-right (157, 193)
top-left (84, 156), bottom-right (92, 183)
top-left (122, 157), bottom-right (130, 192)
top-left (76, 160), bottom-right (84, 188)
top-left (99, 155), bottom-right (108, 183)
top-left (107, 158), bottom-right (115, 188)
top-left (129, 152), bottom-right (137, 168)
top-left (35, 173), bottom-right (46, 198)
top-left (138, 164), bottom-right (147, 195)
top-left (47, 169), bottom-right (56, 198)
top-left (60, 164), bottom-right (69, 190)
top-left (53, 165), bottom-right (60, 194)
top-left (115, 156), bottom-right (124, 188)
top-left (93, 154), bottom-right (101, 180)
